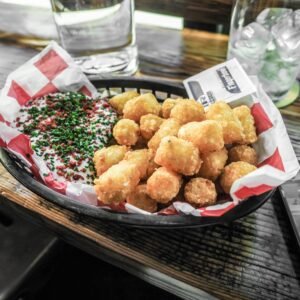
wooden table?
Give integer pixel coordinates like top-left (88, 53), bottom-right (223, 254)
top-left (1, 25), bottom-right (300, 300)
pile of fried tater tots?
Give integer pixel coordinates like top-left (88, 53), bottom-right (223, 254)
top-left (93, 91), bottom-right (259, 213)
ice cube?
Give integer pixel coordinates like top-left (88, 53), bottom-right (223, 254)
top-left (271, 10), bottom-right (300, 60)
top-left (256, 8), bottom-right (293, 29)
top-left (294, 9), bottom-right (300, 27)
top-left (271, 14), bottom-right (293, 41)
top-left (234, 22), bottom-right (270, 59)
top-left (229, 22), bottom-right (271, 75)
top-left (283, 32), bottom-right (300, 54)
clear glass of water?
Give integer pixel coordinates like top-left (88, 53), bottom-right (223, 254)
top-left (228, 0), bottom-right (300, 101)
top-left (50, 0), bottom-right (138, 77)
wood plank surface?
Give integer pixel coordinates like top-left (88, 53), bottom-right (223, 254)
top-left (0, 25), bottom-right (300, 300)
top-left (137, 27), bottom-right (228, 79)
top-left (0, 26), bottom-right (228, 83)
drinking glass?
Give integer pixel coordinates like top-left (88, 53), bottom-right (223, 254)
top-left (228, 0), bottom-right (300, 101)
top-left (50, 0), bottom-right (138, 77)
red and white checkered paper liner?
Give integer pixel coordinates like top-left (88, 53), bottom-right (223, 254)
top-left (0, 42), bottom-right (299, 217)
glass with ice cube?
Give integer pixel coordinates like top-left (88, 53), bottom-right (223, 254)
top-left (228, 0), bottom-right (300, 101)
top-left (50, 0), bottom-right (138, 77)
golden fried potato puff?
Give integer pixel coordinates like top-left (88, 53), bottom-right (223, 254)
top-left (127, 184), bottom-right (157, 213)
top-left (233, 105), bottom-right (258, 144)
top-left (154, 136), bottom-right (202, 176)
top-left (146, 167), bottom-right (182, 203)
top-left (169, 100), bottom-right (205, 125)
top-left (228, 145), bottom-right (258, 166)
top-left (123, 93), bottom-right (161, 122)
top-left (197, 148), bottom-right (228, 181)
top-left (109, 91), bottom-right (140, 114)
top-left (113, 119), bottom-right (140, 146)
top-left (94, 160), bottom-right (141, 204)
top-left (220, 161), bottom-right (257, 194)
top-left (206, 101), bottom-right (244, 144)
top-left (93, 145), bottom-right (128, 176)
top-left (178, 120), bottom-right (224, 153)
top-left (140, 114), bottom-right (164, 140)
top-left (184, 178), bottom-right (217, 207)
top-left (148, 118), bottom-right (181, 151)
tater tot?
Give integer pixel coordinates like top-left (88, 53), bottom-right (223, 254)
top-left (113, 119), bottom-right (140, 146)
top-left (148, 118), bottom-right (181, 151)
top-left (178, 120), bottom-right (224, 153)
top-left (161, 98), bottom-right (184, 118)
top-left (154, 136), bottom-right (202, 176)
top-left (93, 145), bottom-right (128, 176)
top-left (170, 100), bottom-right (205, 125)
top-left (94, 161), bottom-right (140, 204)
top-left (124, 149), bottom-right (150, 179)
top-left (123, 93), bottom-right (161, 122)
top-left (146, 167), bottom-right (182, 203)
top-left (140, 114), bottom-right (164, 140)
top-left (146, 149), bottom-right (159, 179)
top-left (184, 178), bottom-right (217, 207)
top-left (109, 91), bottom-right (139, 114)
top-left (233, 105), bottom-right (258, 144)
top-left (206, 101), bottom-right (244, 144)
top-left (228, 145), bottom-right (257, 166)
top-left (197, 148), bottom-right (228, 181)
top-left (127, 184), bottom-right (157, 213)
top-left (220, 161), bottom-right (257, 194)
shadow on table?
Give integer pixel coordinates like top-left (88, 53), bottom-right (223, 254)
top-left (36, 244), bottom-right (180, 300)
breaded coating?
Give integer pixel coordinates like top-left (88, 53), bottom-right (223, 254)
top-left (154, 136), bottom-right (202, 176)
top-left (206, 101), bottom-right (244, 144)
top-left (161, 98), bottom-right (184, 118)
top-left (94, 160), bottom-right (140, 204)
top-left (109, 91), bottom-right (139, 114)
top-left (113, 119), bottom-right (140, 146)
top-left (148, 118), bottom-right (181, 151)
top-left (233, 105), bottom-right (258, 144)
top-left (93, 145), bottom-right (128, 176)
top-left (170, 100), bottom-right (205, 125)
top-left (197, 148), bottom-right (228, 181)
top-left (146, 167), bottom-right (182, 203)
top-left (145, 149), bottom-right (159, 179)
top-left (123, 93), bottom-right (161, 122)
top-left (228, 145), bottom-right (257, 166)
top-left (184, 178), bottom-right (217, 207)
top-left (127, 184), bottom-right (157, 213)
top-left (124, 149), bottom-right (150, 179)
top-left (140, 114), bottom-right (164, 140)
top-left (178, 120), bottom-right (224, 153)
top-left (220, 161), bottom-right (257, 194)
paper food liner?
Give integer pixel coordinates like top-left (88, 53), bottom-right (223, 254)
top-left (0, 41), bottom-right (299, 217)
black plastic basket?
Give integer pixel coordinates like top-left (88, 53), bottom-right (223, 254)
top-left (0, 78), bottom-right (274, 228)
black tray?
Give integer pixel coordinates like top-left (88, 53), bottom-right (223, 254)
top-left (0, 78), bottom-right (275, 228)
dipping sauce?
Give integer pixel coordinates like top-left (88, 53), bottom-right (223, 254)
top-left (13, 92), bottom-right (118, 184)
